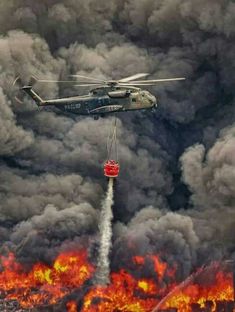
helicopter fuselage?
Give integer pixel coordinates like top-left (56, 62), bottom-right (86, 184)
top-left (22, 86), bottom-right (157, 117)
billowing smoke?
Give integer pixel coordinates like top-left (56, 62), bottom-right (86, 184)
top-left (0, 0), bottom-right (235, 302)
top-left (95, 178), bottom-right (114, 285)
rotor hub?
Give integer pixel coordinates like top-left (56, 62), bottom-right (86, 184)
top-left (107, 81), bottom-right (119, 86)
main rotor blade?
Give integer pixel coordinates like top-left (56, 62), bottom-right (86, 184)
top-left (73, 81), bottom-right (104, 85)
top-left (118, 73), bottom-right (150, 83)
top-left (37, 79), bottom-right (103, 85)
top-left (125, 77), bottom-right (186, 84)
top-left (37, 79), bottom-right (78, 83)
top-left (70, 74), bottom-right (105, 83)
top-left (119, 83), bottom-right (157, 87)
top-left (74, 84), bottom-right (104, 87)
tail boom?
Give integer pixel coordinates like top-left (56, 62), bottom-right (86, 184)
top-left (22, 86), bottom-right (44, 106)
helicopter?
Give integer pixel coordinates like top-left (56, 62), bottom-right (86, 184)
top-left (19, 73), bottom-right (185, 120)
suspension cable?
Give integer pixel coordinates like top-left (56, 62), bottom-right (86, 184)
top-left (107, 117), bottom-right (118, 161)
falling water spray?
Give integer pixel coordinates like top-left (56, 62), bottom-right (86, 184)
top-left (95, 178), bottom-right (114, 285)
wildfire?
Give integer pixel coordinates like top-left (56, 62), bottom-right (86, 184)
top-left (0, 250), bottom-right (94, 309)
top-left (67, 300), bottom-right (78, 312)
top-left (83, 270), bottom-right (158, 312)
top-left (0, 250), bottom-right (233, 312)
top-left (161, 269), bottom-right (234, 312)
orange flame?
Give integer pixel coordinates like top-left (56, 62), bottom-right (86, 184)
top-left (83, 255), bottom-right (177, 311)
top-left (0, 250), bottom-right (94, 309)
top-left (0, 251), bottom-right (233, 311)
top-left (161, 270), bottom-right (234, 312)
top-left (66, 300), bottom-right (78, 312)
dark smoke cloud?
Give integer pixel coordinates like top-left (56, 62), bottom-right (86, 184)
top-left (180, 125), bottom-right (235, 264)
top-left (112, 207), bottom-right (199, 280)
top-left (181, 125), bottom-right (235, 209)
top-left (0, 86), bottom-right (33, 155)
top-left (0, 0), bottom-right (234, 287)
top-left (9, 202), bottom-right (98, 263)
top-left (0, 165), bottom-right (102, 222)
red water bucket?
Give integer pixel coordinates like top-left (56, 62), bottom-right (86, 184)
top-left (104, 160), bottom-right (120, 178)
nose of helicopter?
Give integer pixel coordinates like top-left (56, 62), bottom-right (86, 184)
top-left (149, 94), bottom-right (157, 107)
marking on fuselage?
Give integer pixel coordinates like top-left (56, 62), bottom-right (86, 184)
top-left (64, 103), bottom-right (81, 110)
top-left (90, 105), bottom-right (123, 113)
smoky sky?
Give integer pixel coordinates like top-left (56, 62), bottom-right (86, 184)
top-left (0, 0), bottom-right (235, 284)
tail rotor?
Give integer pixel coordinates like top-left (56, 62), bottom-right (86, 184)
top-left (12, 75), bottom-right (38, 104)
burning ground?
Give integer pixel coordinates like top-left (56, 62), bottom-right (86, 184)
top-left (0, 0), bottom-right (235, 311)
top-left (0, 250), bottom-right (233, 311)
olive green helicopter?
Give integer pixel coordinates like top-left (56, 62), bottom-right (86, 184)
top-left (14, 73), bottom-right (185, 119)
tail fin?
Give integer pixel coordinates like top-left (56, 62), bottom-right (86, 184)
top-left (22, 86), bottom-right (44, 106)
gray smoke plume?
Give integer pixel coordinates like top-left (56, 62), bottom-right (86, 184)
top-left (180, 124), bottom-right (235, 264)
top-left (95, 178), bottom-right (114, 285)
top-left (0, 0), bottom-right (234, 303)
